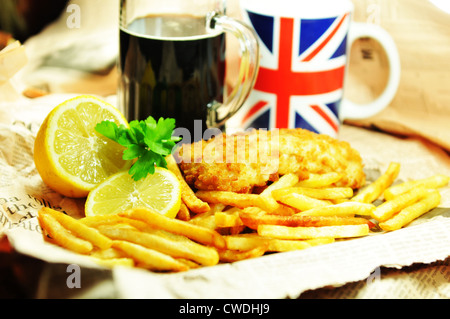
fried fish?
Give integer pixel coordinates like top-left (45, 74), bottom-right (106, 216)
top-left (175, 128), bottom-right (365, 193)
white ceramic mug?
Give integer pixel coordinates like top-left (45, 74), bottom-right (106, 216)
top-left (228, 0), bottom-right (401, 137)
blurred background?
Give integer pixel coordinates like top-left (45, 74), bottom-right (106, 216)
top-left (1, 0), bottom-right (449, 97)
top-left (0, 0), bottom-right (68, 46)
top-left (0, 0), bottom-right (119, 96)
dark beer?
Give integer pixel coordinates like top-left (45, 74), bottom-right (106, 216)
top-left (118, 15), bottom-right (226, 138)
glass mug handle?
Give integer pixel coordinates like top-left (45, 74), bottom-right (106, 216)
top-left (206, 12), bottom-right (260, 128)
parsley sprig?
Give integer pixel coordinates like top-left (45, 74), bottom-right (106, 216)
top-left (95, 117), bottom-right (182, 181)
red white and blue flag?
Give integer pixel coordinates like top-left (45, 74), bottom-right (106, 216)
top-left (238, 10), bottom-right (351, 137)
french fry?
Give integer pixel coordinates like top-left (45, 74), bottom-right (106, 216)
top-left (166, 155), bottom-right (210, 213)
top-left (214, 207), bottom-right (244, 228)
top-left (259, 174), bottom-right (300, 212)
top-left (239, 207), bottom-right (371, 230)
top-left (176, 202), bottom-right (191, 221)
top-left (379, 190), bottom-right (441, 231)
top-left (41, 207), bottom-right (112, 250)
top-left (296, 172), bottom-right (343, 188)
top-left (111, 240), bottom-right (189, 272)
top-left (218, 245), bottom-right (267, 263)
top-left (372, 187), bottom-right (427, 222)
top-left (195, 190), bottom-right (266, 210)
top-left (297, 202), bottom-right (376, 217)
top-left (90, 247), bottom-right (127, 259)
top-left (80, 214), bottom-right (149, 230)
top-left (258, 195), bottom-right (280, 213)
top-left (258, 224), bottom-right (369, 240)
top-left (209, 203), bottom-right (228, 213)
top-left (306, 237), bottom-right (336, 246)
top-left (272, 186), bottom-right (353, 200)
top-left (214, 225), bottom-right (246, 236)
top-left (260, 174), bottom-right (300, 195)
top-left (267, 237), bottom-right (334, 252)
top-left (190, 205), bottom-right (246, 235)
top-left (38, 212), bottom-right (93, 254)
top-left (352, 162), bottom-right (400, 203)
top-left (383, 174), bottom-right (450, 200)
top-left (80, 214), bottom-right (125, 227)
top-left (272, 192), bottom-right (332, 211)
top-left (330, 198), bottom-right (350, 205)
top-left (270, 203), bottom-right (298, 216)
top-left (223, 233), bottom-right (268, 251)
top-left (224, 233), bottom-right (334, 252)
top-left (98, 225), bottom-right (219, 266)
top-left (188, 203), bottom-right (228, 230)
top-left (119, 207), bottom-right (226, 249)
top-left (90, 257), bottom-right (135, 268)
top-left (176, 258), bottom-right (201, 269)
top-left (188, 210), bottom-right (217, 230)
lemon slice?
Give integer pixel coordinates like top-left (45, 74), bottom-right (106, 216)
top-left (34, 95), bottom-right (132, 198)
top-left (85, 168), bottom-right (181, 218)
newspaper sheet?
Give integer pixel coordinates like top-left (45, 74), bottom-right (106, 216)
top-left (0, 94), bottom-right (449, 299)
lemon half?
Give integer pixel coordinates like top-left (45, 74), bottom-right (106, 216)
top-left (85, 168), bottom-right (181, 218)
top-left (34, 95), bottom-right (132, 198)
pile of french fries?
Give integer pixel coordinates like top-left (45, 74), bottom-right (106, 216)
top-left (37, 160), bottom-right (449, 273)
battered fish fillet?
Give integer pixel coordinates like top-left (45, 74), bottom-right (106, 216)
top-left (175, 128), bottom-right (365, 193)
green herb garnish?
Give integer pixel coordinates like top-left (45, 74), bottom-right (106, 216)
top-left (95, 117), bottom-right (182, 181)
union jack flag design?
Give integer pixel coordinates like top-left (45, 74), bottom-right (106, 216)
top-left (237, 10), bottom-right (351, 137)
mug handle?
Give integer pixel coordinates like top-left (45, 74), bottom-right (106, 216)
top-left (340, 22), bottom-right (401, 120)
top-left (206, 12), bottom-right (260, 128)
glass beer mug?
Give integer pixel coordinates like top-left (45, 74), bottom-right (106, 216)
top-left (118, 0), bottom-right (260, 140)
